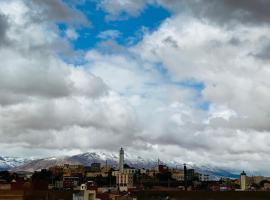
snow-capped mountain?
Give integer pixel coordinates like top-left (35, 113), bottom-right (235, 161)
top-left (192, 165), bottom-right (240, 179)
top-left (0, 152), bottom-right (239, 179)
top-left (11, 152), bottom-right (159, 172)
top-left (70, 152), bottom-right (158, 169)
top-left (0, 156), bottom-right (31, 171)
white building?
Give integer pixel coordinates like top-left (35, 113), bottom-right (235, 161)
top-left (199, 174), bottom-right (210, 182)
top-left (240, 171), bottom-right (247, 191)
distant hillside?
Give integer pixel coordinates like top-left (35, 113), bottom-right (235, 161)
top-left (0, 152), bottom-right (239, 179)
top-left (0, 156), bottom-right (30, 171)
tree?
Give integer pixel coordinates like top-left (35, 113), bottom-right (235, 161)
top-left (0, 171), bottom-right (13, 182)
top-left (123, 164), bottom-right (131, 169)
top-left (107, 168), bottom-right (116, 186)
top-left (32, 169), bottom-right (53, 183)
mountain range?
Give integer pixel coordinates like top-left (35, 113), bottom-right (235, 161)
top-left (0, 152), bottom-right (239, 179)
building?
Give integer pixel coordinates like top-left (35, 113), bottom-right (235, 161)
top-left (146, 169), bottom-right (156, 177)
top-left (139, 169), bottom-right (147, 174)
top-left (49, 166), bottom-right (64, 176)
top-left (73, 184), bottom-right (96, 200)
top-left (85, 172), bottom-right (101, 178)
top-left (73, 191), bottom-right (96, 200)
top-left (63, 164), bottom-right (85, 177)
top-left (113, 148), bottom-right (136, 192)
top-left (171, 170), bottom-right (184, 181)
top-left (114, 170), bottom-right (134, 191)
top-left (199, 174), bottom-right (210, 182)
top-left (157, 165), bottom-right (169, 173)
top-left (63, 176), bottom-right (80, 190)
top-left (251, 176), bottom-right (264, 185)
top-left (187, 169), bottom-right (195, 181)
top-left (53, 180), bottom-right (63, 190)
top-left (263, 182), bottom-right (270, 190)
top-left (85, 164), bottom-right (112, 178)
top-left (119, 147), bottom-right (124, 172)
top-left (240, 171), bottom-right (247, 191)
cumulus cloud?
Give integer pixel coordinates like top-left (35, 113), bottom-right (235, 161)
top-left (177, 0), bottom-right (270, 26)
top-left (98, 0), bottom-right (148, 20)
top-left (127, 10), bottom-right (270, 171)
top-left (0, 1), bottom-right (121, 152)
top-left (25, 0), bottom-right (89, 25)
top-left (2, 0), bottom-right (270, 173)
top-left (98, 0), bottom-right (270, 26)
top-left (134, 14), bottom-right (270, 131)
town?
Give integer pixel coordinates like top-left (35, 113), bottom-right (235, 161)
top-left (0, 148), bottom-right (270, 200)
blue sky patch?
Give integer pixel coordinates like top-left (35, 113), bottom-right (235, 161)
top-left (60, 1), bottom-right (171, 50)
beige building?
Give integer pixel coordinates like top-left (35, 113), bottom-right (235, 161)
top-left (114, 171), bottom-right (134, 190)
top-left (112, 148), bottom-right (136, 192)
top-left (63, 164), bottom-right (85, 176)
top-left (86, 165), bottom-right (112, 178)
top-left (86, 172), bottom-right (101, 178)
top-left (240, 171), bottom-right (248, 191)
top-left (171, 170), bottom-right (184, 181)
top-left (146, 169), bottom-right (156, 177)
top-left (113, 169), bottom-right (136, 191)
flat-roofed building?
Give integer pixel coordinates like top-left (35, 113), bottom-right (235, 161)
top-left (199, 174), bottom-right (210, 182)
top-left (112, 148), bottom-right (136, 192)
top-left (171, 170), bottom-right (184, 181)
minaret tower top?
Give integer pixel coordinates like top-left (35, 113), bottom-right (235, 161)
top-left (119, 147), bottom-right (124, 172)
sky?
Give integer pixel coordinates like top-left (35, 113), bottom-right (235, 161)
top-left (1, 0), bottom-right (270, 174)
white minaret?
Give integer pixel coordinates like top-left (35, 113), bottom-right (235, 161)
top-left (119, 147), bottom-right (124, 172)
top-left (240, 171), bottom-right (247, 190)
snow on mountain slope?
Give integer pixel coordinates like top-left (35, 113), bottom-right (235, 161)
top-left (70, 152), bottom-right (158, 169)
top-left (1, 152), bottom-right (239, 178)
top-left (11, 157), bottom-right (81, 172)
top-left (0, 156), bottom-right (31, 171)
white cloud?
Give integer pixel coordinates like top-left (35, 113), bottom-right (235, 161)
top-left (134, 14), bottom-right (270, 130)
top-left (98, 30), bottom-right (121, 40)
top-left (66, 28), bottom-right (79, 40)
top-left (126, 13), bottom-right (270, 171)
top-left (98, 0), bottom-right (148, 20)
top-left (0, 1), bottom-right (133, 153)
top-left (2, 0), bottom-right (270, 173)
